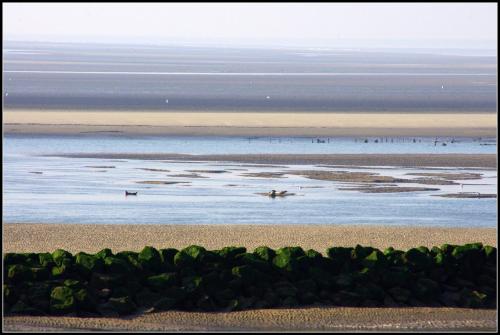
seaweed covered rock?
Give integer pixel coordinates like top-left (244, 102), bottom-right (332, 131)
top-left (273, 247), bottom-right (305, 273)
top-left (174, 245), bottom-right (207, 267)
top-left (7, 264), bottom-right (32, 282)
top-left (3, 242), bottom-right (497, 316)
top-left (4, 253), bottom-right (29, 267)
top-left (361, 250), bottom-right (387, 269)
top-left (483, 245), bottom-right (496, 263)
top-left (327, 246), bottom-right (354, 271)
top-left (403, 248), bottom-right (432, 271)
top-left (96, 248), bottom-right (113, 260)
top-left (452, 243), bottom-right (485, 275)
top-left (38, 253), bottom-right (55, 268)
top-left (253, 246), bottom-right (276, 262)
top-left (52, 249), bottom-right (74, 268)
top-left (75, 252), bottom-right (104, 276)
top-left (104, 256), bottom-right (131, 274)
top-left (160, 248), bottom-right (179, 267)
top-left (147, 273), bottom-right (178, 290)
top-left (352, 245), bottom-right (376, 261)
top-left (217, 246), bottom-right (247, 259)
top-left (138, 246), bottom-right (162, 272)
top-left (50, 286), bottom-right (75, 314)
top-left (412, 278), bottom-right (440, 302)
top-left (232, 265), bottom-right (260, 284)
top-left (106, 296), bottom-right (137, 315)
top-left (234, 253), bottom-right (270, 272)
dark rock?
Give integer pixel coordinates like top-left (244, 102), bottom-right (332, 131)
top-left (4, 284), bottom-right (18, 305)
top-left (104, 256), bottom-right (131, 274)
top-left (337, 290), bottom-right (362, 307)
top-left (352, 245), bottom-right (376, 261)
top-left (483, 245), bottom-right (497, 263)
top-left (388, 287), bottom-right (411, 303)
top-left (361, 250), bottom-right (387, 269)
top-left (383, 294), bottom-right (400, 307)
top-left (74, 288), bottom-right (95, 311)
top-left (146, 273), bottom-right (178, 290)
top-left (63, 279), bottom-right (82, 289)
top-left (89, 272), bottom-right (123, 289)
top-left (217, 246), bottom-right (247, 259)
top-left (326, 247), bottom-right (353, 261)
top-left (403, 248), bottom-right (432, 271)
top-left (96, 288), bottom-right (112, 299)
top-left (8, 264), bottom-right (32, 282)
top-left (274, 281), bottom-right (298, 298)
top-left (412, 278), bottom-right (440, 301)
top-left (459, 288), bottom-right (487, 308)
top-left (159, 248), bottom-right (179, 266)
top-left (438, 290), bottom-right (461, 307)
top-left (154, 297), bottom-right (176, 311)
top-left (182, 276), bottom-right (203, 293)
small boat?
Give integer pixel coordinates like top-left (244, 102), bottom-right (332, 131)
top-left (125, 191), bottom-right (138, 196)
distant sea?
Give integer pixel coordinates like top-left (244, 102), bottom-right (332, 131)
top-left (3, 41), bottom-right (497, 112)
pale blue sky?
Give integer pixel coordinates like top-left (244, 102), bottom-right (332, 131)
top-left (3, 3), bottom-right (497, 49)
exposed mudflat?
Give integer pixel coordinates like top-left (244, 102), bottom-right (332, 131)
top-left (135, 181), bottom-right (191, 185)
top-left (339, 186), bottom-right (441, 193)
top-left (52, 153), bottom-right (497, 168)
top-left (433, 193), bottom-right (497, 199)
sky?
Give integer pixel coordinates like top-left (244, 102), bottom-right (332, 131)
top-left (3, 3), bottom-right (498, 49)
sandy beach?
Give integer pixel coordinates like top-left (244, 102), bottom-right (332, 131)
top-left (4, 308), bottom-right (497, 331)
top-left (3, 223), bottom-right (497, 331)
top-left (4, 110), bottom-right (497, 137)
top-left (4, 223), bottom-right (496, 254)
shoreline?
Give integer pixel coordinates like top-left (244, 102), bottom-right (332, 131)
top-left (4, 110), bottom-right (497, 137)
top-left (48, 153), bottom-right (498, 168)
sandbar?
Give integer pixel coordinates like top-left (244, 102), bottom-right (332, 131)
top-left (4, 110), bottom-right (497, 137)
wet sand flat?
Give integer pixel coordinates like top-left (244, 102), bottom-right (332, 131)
top-left (4, 110), bottom-right (497, 137)
top-left (53, 153), bottom-right (497, 168)
top-left (3, 223), bottom-right (497, 331)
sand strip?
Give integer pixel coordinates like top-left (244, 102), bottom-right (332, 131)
top-left (4, 110), bottom-right (497, 137)
top-left (50, 153), bottom-right (497, 168)
top-left (4, 224), bottom-right (496, 254)
top-left (4, 307), bottom-right (497, 331)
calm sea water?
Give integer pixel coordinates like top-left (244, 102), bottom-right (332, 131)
top-left (3, 42), bottom-right (496, 111)
top-left (3, 135), bottom-right (497, 227)
top-left (4, 134), bottom-right (497, 155)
